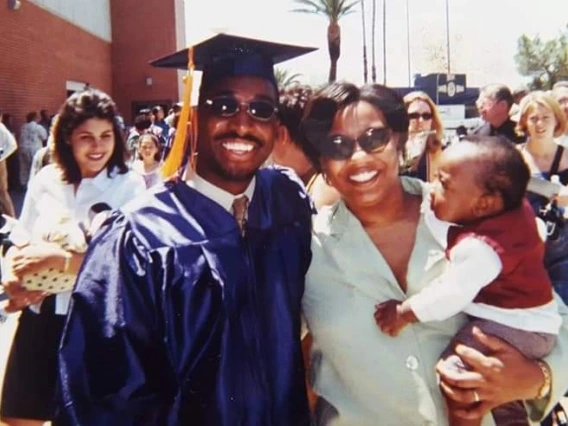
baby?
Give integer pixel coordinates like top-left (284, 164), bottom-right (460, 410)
top-left (375, 136), bottom-right (561, 426)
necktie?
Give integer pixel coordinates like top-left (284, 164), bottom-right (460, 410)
top-left (231, 195), bottom-right (249, 237)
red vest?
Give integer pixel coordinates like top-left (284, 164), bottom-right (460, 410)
top-left (447, 200), bottom-right (553, 309)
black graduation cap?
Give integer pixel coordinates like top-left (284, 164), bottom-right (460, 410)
top-left (150, 33), bottom-right (317, 88)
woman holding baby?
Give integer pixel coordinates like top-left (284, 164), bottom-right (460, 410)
top-left (300, 82), bottom-right (568, 426)
top-left (0, 90), bottom-right (145, 426)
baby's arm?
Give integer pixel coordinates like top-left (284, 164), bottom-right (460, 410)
top-left (408, 237), bottom-right (502, 321)
top-left (375, 237), bottom-right (502, 335)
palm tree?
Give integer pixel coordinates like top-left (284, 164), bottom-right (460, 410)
top-left (274, 68), bottom-right (302, 89)
top-left (361, 0), bottom-right (368, 83)
top-left (292, 0), bottom-right (359, 82)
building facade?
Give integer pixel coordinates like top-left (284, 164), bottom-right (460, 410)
top-left (0, 0), bottom-right (185, 131)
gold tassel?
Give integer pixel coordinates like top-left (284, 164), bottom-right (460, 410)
top-left (161, 46), bottom-right (196, 178)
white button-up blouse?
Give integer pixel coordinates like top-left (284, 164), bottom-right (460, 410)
top-left (16, 164), bottom-right (146, 314)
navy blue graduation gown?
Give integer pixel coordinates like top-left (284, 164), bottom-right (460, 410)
top-left (58, 168), bottom-right (313, 426)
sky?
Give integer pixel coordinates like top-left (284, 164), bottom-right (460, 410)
top-left (184, 0), bottom-right (568, 90)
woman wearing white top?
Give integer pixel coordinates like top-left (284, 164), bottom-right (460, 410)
top-left (0, 90), bottom-right (145, 426)
top-left (131, 133), bottom-right (163, 189)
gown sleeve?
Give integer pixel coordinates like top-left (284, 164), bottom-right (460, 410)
top-left (58, 211), bottom-right (177, 426)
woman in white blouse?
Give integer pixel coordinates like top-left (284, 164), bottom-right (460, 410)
top-left (300, 82), bottom-right (568, 426)
top-left (0, 90), bottom-right (145, 426)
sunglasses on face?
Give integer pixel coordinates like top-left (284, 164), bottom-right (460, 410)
top-left (408, 112), bottom-right (433, 121)
top-left (321, 127), bottom-right (393, 160)
top-left (203, 96), bottom-right (278, 122)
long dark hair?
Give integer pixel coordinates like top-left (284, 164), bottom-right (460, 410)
top-left (52, 89), bottom-right (129, 184)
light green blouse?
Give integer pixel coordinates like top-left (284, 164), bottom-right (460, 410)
top-left (303, 177), bottom-right (568, 426)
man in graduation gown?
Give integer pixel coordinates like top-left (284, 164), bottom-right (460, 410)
top-left (58, 34), bottom-right (316, 426)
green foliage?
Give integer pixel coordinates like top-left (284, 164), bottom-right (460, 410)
top-left (514, 26), bottom-right (568, 89)
top-left (291, 0), bottom-right (359, 23)
top-left (274, 68), bottom-right (302, 89)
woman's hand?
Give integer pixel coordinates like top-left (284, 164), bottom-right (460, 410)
top-left (436, 327), bottom-right (544, 420)
top-left (9, 242), bottom-right (67, 277)
top-left (3, 275), bottom-right (47, 312)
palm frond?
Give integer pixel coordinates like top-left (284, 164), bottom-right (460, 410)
top-left (292, 0), bottom-right (358, 20)
top-left (292, 0), bottom-right (325, 13)
top-left (274, 68), bottom-right (303, 88)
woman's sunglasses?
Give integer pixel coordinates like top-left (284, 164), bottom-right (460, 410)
top-left (408, 112), bottom-right (433, 121)
top-left (203, 96), bottom-right (278, 122)
top-left (320, 127), bottom-right (393, 160)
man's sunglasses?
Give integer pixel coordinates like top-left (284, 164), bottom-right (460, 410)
top-left (320, 127), bottom-right (393, 160)
top-left (203, 96), bottom-right (278, 121)
top-left (408, 112), bottom-right (433, 121)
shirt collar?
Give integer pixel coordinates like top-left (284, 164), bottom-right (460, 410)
top-left (186, 172), bottom-right (256, 213)
top-left (78, 167), bottom-right (118, 192)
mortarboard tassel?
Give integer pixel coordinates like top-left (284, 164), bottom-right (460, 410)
top-left (161, 47), bottom-right (197, 178)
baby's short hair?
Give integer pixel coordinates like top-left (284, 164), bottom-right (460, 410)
top-left (461, 136), bottom-right (530, 211)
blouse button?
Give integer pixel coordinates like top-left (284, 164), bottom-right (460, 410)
top-left (405, 355), bottom-right (419, 371)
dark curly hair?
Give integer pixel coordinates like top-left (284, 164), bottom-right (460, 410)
top-left (301, 82), bottom-right (409, 172)
top-left (278, 85), bottom-right (313, 148)
top-left (462, 135), bottom-right (530, 211)
top-left (52, 89), bottom-right (129, 184)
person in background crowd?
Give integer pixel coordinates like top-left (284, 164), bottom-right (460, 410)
top-left (164, 112), bottom-right (180, 161)
top-left (509, 85), bottom-right (529, 123)
top-left (301, 82), bottom-right (568, 426)
top-left (39, 109), bottom-right (51, 136)
top-left (19, 111), bottom-right (47, 189)
top-left (151, 105), bottom-right (169, 137)
top-left (3, 114), bottom-right (21, 192)
top-left (273, 84), bottom-right (339, 209)
top-left (131, 133), bottom-right (162, 188)
top-left (58, 34), bottom-right (315, 425)
top-left (165, 102), bottom-right (182, 127)
top-left (29, 114), bottom-right (59, 179)
top-left (472, 84), bottom-right (525, 144)
top-left (552, 83), bottom-right (568, 147)
top-left (126, 113), bottom-right (152, 161)
top-left (402, 91), bottom-right (445, 182)
top-left (553, 81), bottom-right (568, 90)
top-left (0, 90), bottom-right (145, 426)
top-left (0, 109), bottom-right (17, 216)
top-left (518, 89), bottom-right (568, 426)
top-left (517, 91), bottom-right (568, 303)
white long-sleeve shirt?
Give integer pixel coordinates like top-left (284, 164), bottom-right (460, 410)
top-left (410, 187), bottom-right (561, 334)
top-left (15, 164), bottom-right (146, 314)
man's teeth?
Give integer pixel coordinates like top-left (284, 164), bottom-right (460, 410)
top-left (349, 170), bottom-right (378, 183)
top-left (222, 142), bottom-right (254, 152)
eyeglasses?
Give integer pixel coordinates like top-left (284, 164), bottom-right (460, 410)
top-left (203, 96), bottom-right (278, 122)
top-left (476, 97), bottom-right (498, 110)
top-left (408, 112), bottom-right (433, 121)
top-left (320, 127), bottom-right (393, 160)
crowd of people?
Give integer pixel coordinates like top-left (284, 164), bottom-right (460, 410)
top-left (0, 33), bottom-right (567, 426)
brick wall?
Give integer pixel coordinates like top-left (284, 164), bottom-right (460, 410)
top-left (111, 0), bottom-right (181, 123)
top-left (0, 1), bottom-right (112, 133)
